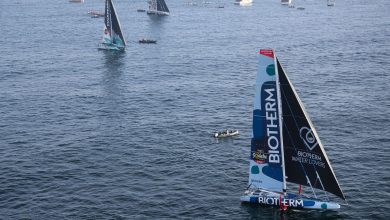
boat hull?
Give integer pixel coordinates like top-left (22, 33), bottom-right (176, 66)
top-left (98, 43), bottom-right (125, 51)
top-left (139, 40), bottom-right (157, 44)
top-left (214, 130), bottom-right (239, 138)
top-left (240, 190), bottom-right (340, 210)
top-left (146, 10), bottom-right (169, 16)
top-left (234, 2), bottom-right (253, 6)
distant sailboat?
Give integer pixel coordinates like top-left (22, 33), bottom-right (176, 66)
top-left (240, 49), bottom-right (346, 210)
top-left (98, 0), bottom-right (126, 51)
top-left (69, 0), bottom-right (84, 3)
top-left (288, 0), bottom-right (295, 8)
top-left (217, 0), bottom-right (225, 8)
top-left (147, 0), bottom-right (170, 16)
top-left (327, 0), bottom-right (335, 6)
top-left (281, 0), bottom-right (291, 5)
top-left (234, 0), bottom-right (253, 6)
top-left (88, 10), bottom-right (104, 18)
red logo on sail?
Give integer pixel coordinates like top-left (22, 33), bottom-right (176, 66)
top-left (259, 49), bottom-right (274, 58)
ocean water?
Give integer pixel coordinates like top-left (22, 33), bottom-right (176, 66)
top-left (1, 0), bottom-right (389, 219)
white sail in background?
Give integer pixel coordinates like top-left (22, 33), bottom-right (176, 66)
top-left (234, 0), bottom-right (253, 6)
top-left (248, 49), bottom-right (285, 193)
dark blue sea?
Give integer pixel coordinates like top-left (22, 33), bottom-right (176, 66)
top-left (1, 0), bottom-right (389, 219)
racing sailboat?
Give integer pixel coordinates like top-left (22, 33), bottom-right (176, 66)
top-left (147, 0), bottom-right (170, 16)
top-left (98, 0), bottom-right (126, 51)
top-left (240, 49), bottom-right (346, 210)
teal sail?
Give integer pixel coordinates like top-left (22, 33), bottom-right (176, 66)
top-left (100, 0), bottom-right (126, 50)
top-left (248, 49), bottom-right (285, 193)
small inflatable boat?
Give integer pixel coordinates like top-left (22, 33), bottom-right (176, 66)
top-left (139, 38), bottom-right (157, 44)
top-left (214, 130), bottom-right (239, 138)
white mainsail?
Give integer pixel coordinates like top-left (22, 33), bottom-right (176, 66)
top-left (241, 49), bottom-right (345, 210)
top-left (248, 49), bottom-right (285, 193)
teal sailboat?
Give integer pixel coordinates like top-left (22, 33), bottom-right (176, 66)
top-left (240, 49), bottom-right (346, 210)
top-left (98, 0), bottom-right (126, 51)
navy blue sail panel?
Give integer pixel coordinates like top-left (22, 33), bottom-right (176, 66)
top-left (104, 0), bottom-right (111, 32)
top-left (104, 0), bottom-right (126, 46)
top-left (109, 0), bottom-right (126, 45)
top-left (157, 0), bottom-right (170, 13)
top-left (277, 58), bottom-right (345, 200)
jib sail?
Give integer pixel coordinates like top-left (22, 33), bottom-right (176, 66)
top-left (277, 58), bottom-right (345, 200)
top-left (157, 0), bottom-right (169, 13)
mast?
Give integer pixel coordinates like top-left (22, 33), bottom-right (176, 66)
top-left (109, 3), bottom-right (113, 38)
top-left (274, 52), bottom-right (287, 194)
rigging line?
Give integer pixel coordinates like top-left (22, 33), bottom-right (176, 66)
top-left (279, 77), bottom-right (323, 197)
top-left (278, 62), bottom-right (330, 168)
top-left (281, 98), bottom-right (329, 197)
top-left (278, 66), bottom-right (331, 191)
top-left (278, 81), bottom-right (311, 181)
top-left (282, 121), bottom-right (314, 194)
top-left (316, 171), bottom-right (329, 201)
top-left (306, 175), bottom-right (317, 199)
top-left (280, 107), bottom-right (317, 197)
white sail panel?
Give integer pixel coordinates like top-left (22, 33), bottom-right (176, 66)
top-left (248, 50), bottom-right (284, 193)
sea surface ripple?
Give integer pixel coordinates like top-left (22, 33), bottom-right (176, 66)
top-left (1, 0), bottom-right (389, 219)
